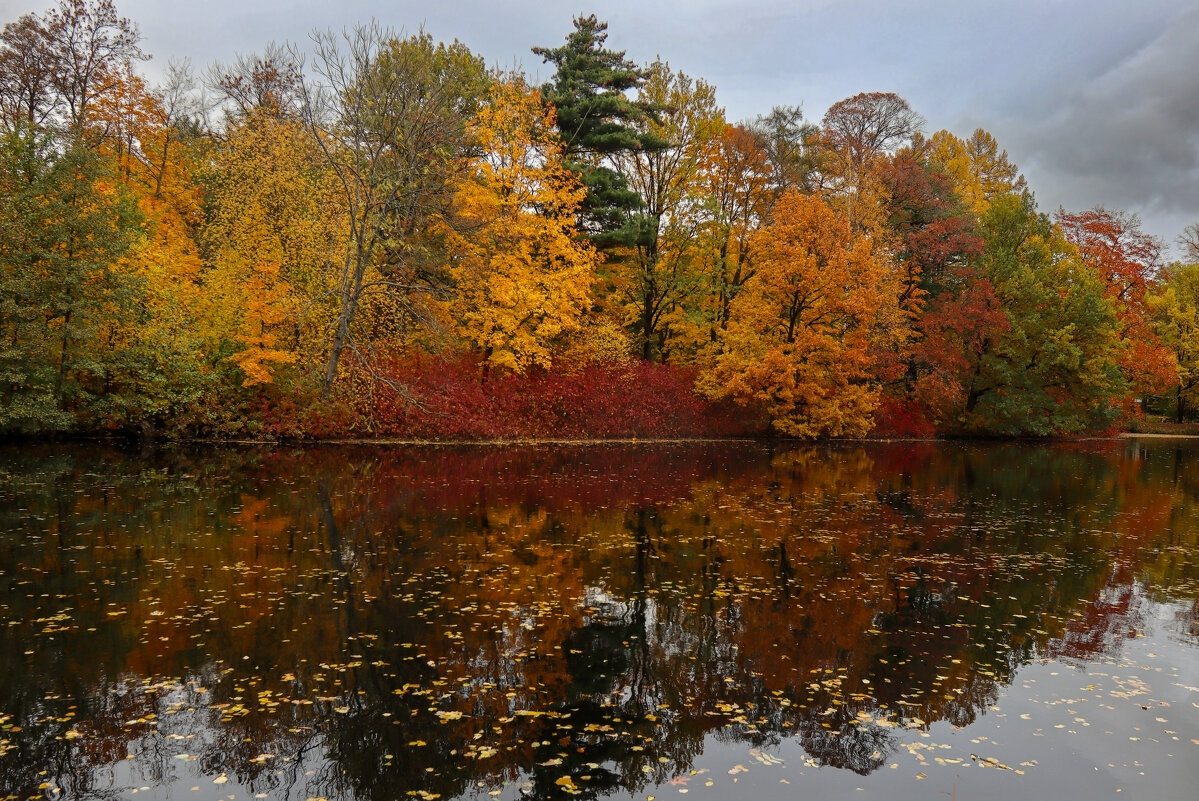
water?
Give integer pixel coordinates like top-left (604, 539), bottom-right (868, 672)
top-left (0, 439), bottom-right (1196, 800)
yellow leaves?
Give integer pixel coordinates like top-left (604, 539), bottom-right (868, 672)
top-left (200, 110), bottom-right (342, 384)
top-left (447, 75), bottom-right (596, 374)
top-left (927, 128), bottom-right (1025, 219)
top-left (699, 190), bottom-right (897, 437)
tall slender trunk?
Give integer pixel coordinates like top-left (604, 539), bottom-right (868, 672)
top-left (322, 313), bottom-right (351, 394)
top-left (57, 309), bottom-right (71, 408)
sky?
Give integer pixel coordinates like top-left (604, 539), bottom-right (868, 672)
top-left (4, 0), bottom-right (1198, 257)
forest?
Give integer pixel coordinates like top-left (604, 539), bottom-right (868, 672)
top-left (3, 0), bottom-right (1199, 440)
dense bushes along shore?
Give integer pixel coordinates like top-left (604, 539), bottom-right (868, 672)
top-left (4, 1), bottom-right (1199, 440)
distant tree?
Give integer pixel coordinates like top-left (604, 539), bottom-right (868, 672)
top-left (820, 91), bottom-right (923, 172)
top-left (816, 91), bottom-right (923, 232)
top-left (0, 0), bottom-right (147, 139)
top-left (748, 104), bottom-right (818, 196)
top-left (1179, 222), bottom-right (1199, 263)
top-left (45, 0), bottom-right (146, 132)
top-left (1056, 206), bottom-right (1175, 398)
top-left (0, 13), bottom-right (57, 130)
top-left (206, 41), bottom-right (303, 122)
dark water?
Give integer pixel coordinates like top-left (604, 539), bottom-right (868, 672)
top-left (1, 439), bottom-right (1197, 801)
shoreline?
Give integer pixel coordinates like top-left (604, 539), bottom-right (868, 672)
top-left (6, 432), bottom-right (1199, 447)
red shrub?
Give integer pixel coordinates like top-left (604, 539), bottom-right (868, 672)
top-left (358, 355), bottom-right (762, 440)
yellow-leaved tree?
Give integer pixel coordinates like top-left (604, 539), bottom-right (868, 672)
top-left (201, 103), bottom-right (342, 386)
top-left (445, 76), bottom-right (597, 375)
top-left (699, 190), bottom-right (899, 437)
top-left (925, 128), bottom-right (1026, 219)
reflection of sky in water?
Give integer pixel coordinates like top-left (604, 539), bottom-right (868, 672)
top-left (0, 440), bottom-right (1197, 800)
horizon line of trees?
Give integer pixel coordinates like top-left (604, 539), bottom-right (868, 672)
top-left (3, 0), bottom-right (1199, 439)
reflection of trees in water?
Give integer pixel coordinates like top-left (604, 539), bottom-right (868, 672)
top-left (794, 711), bottom-right (894, 775)
top-left (1, 440), bottom-right (1198, 798)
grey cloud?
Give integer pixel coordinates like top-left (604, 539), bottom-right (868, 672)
top-left (1004, 6), bottom-right (1199, 238)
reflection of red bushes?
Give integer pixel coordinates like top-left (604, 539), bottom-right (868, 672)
top-left (265, 355), bottom-right (764, 440)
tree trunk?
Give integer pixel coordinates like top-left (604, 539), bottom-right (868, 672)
top-left (322, 312), bottom-right (350, 394)
top-left (641, 291), bottom-right (654, 361)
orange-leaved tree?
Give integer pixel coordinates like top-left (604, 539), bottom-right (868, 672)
top-left (1055, 206), bottom-right (1175, 402)
top-left (699, 190), bottom-right (898, 437)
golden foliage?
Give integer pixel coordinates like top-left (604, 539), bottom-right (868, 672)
top-left (446, 76), bottom-right (597, 374)
top-left (201, 108), bottom-right (342, 385)
top-left (699, 191), bottom-right (899, 437)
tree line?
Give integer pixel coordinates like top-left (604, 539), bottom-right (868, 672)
top-left (3, 0), bottom-right (1199, 438)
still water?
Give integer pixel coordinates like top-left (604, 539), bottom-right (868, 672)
top-left (0, 439), bottom-right (1197, 801)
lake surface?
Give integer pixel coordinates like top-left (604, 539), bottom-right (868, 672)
top-left (0, 439), bottom-right (1197, 801)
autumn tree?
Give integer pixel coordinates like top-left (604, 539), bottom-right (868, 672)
top-left (1180, 222), bottom-right (1199, 263)
top-left (925, 128), bottom-right (1026, 219)
top-left (881, 147), bottom-right (983, 303)
top-left (299, 25), bottom-right (488, 392)
top-left (815, 92), bottom-right (922, 232)
top-left (609, 61), bottom-right (724, 361)
top-left (444, 76), bottom-right (597, 376)
top-left (201, 100), bottom-right (342, 388)
top-left (87, 61), bottom-right (215, 426)
top-left (0, 13), bottom-right (56, 130)
top-left (1148, 263), bottom-right (1199, 421)
top-left (949, 195), bottom-right (1125, 435)
top-left (748, 104), bottom-right (818, 196)
top-left (821, 91), bottom-right (923, 173)
top-left (873, 147), bottom-right (984, 430)
top-left (206, 41), bottom-right (303, 122)
top-left (699, 191), bottom-right (898, 437)
top-left (533, 15), bottom-right (667, 246)
top-left (1055, 206), bottom-right (1175, 399)
top-left (686, 123), bottom-right (774, 354)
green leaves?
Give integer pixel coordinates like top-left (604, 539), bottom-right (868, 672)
top-left (534, 15), bottom-right (667, 246)
top-left (0, 126), bottom-right (143, 432)
top-left (959, 194), bottom-right (1125, 435)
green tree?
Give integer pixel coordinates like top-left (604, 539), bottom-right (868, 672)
top-left (957, 194), bottom-right (1125, 434)
top-left (533, 14), bottom-right (666, 247)
top-left (0, 125), bottom-right (141, 431)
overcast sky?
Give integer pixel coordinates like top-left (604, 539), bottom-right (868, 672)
top-left (5, 0), bottom-right (1197, 256)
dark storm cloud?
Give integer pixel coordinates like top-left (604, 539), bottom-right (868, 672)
top-left (998, 5), bottom-right (1199, 241)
